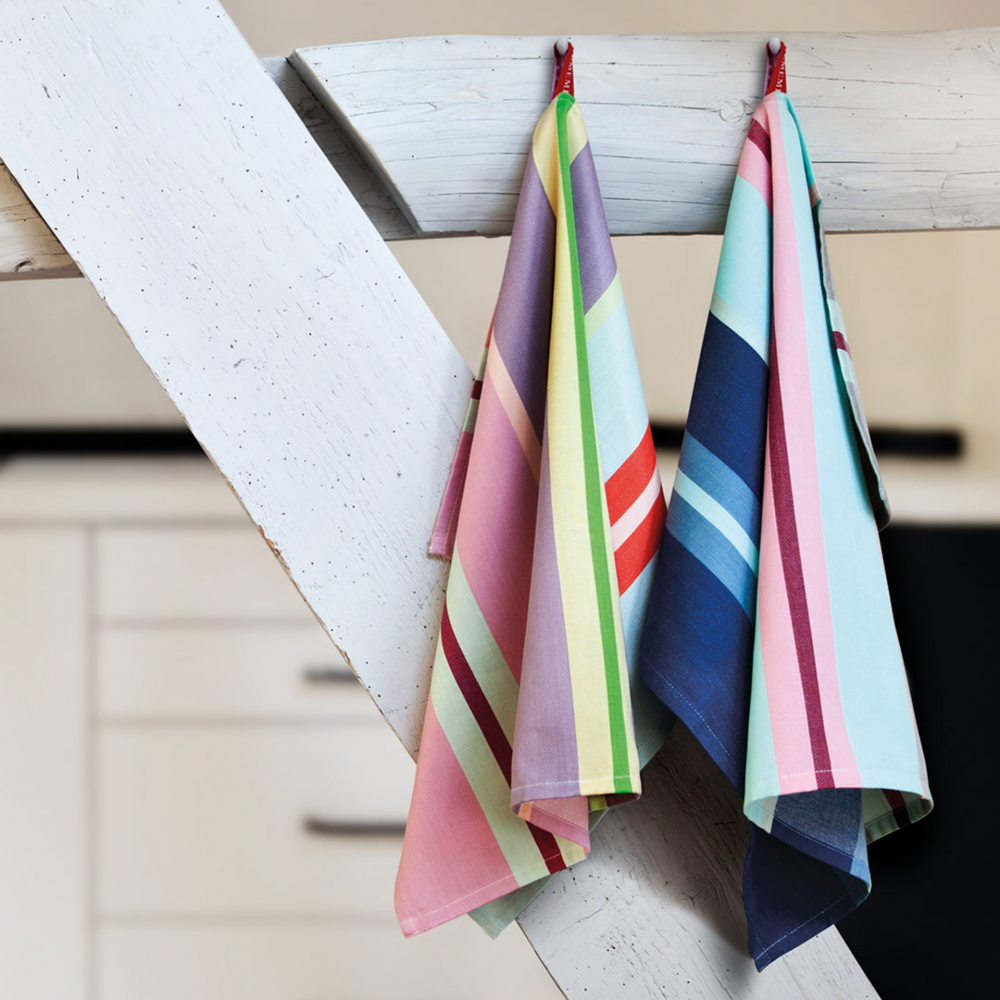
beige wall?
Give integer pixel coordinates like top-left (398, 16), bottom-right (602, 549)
top-left (2, 0), bottom-right (997, 469)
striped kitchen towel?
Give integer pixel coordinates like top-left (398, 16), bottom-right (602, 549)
top-left (638, 43), bottom-right (932, 969)
top-left (395, 44), bottom-right (673, 937)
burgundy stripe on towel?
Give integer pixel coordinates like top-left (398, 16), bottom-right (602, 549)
top-left (882, 788), bottom-right (913, 829)
top-left (767, 336), bottom-right (835, 789)
top-left (831, 330), bottom-right (852, 357)
top-left (440, 604), bottom-right (513, 785)
top-left (441, 604), bottom-right (567, 873)
top-left (748, 119), bottom-right (772, 162)
top-left (528, 825), bottom-right (569, 874)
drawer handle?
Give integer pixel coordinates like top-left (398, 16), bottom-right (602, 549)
top-left (303, 817), bottom-right (406, 838)
top-left (302, 665), bottom-right (357, 684)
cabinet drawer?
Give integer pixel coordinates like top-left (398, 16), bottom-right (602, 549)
top-left (0, 530), bottom-right (88, 1000)
top-left (96, 527), bottom-right (313, 622)
top-left (99, 922), bottom-right (561, 1000)
top-left (98, 625), bottom-right (375, 722)
top-left (98, 729), bottom-right (413, 917)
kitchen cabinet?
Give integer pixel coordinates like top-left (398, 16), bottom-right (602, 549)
top-left (0, 458), bottom-right (559, 1000)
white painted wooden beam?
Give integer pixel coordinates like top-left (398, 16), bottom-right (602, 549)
top-left (3, 29), bottom-right (999, 278)
top-left (293, 30), bottom-right (1000, 236)
top-left (0, 56), bottom-right (411, 280)
top-left (261, 57), bottom-right (415, 241)
top-left (0, 3), bottom-right (875, 996)
top-left (0, 0), bottom-right (464, 754)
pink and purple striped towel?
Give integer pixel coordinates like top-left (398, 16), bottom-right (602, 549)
top-left (395, 47), bottom-right (673, 938)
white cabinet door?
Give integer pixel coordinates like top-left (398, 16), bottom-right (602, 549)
top-left (95, 527), bottom-right (315, 623)
top-left (97, 624), bottom-right (372, 722)
top-left (0, 529), bottom-right (87, 999)
top-left (98, 727), bottom-right (413, 917)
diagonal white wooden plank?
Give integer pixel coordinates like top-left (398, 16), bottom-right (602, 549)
top-left (0, 0), bottom-right (466, 753)
top-left (0, 56), bottom-right (411, 280)
top-left (0, 3), bottom-right (875, 996)
top-left (293, 30), bottom-right (1000, 236)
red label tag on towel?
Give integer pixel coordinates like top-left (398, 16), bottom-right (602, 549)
top-left (551, 42), bottom-right (575, 99)
top-left (764, 41), bottom-right (787, 96)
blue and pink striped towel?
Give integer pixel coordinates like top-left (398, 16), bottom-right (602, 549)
top-left (639, 46), bottom-right (932, 968)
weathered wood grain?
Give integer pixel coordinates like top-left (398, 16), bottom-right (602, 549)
top-left (0, 57), bottom-right (410, 280)
top-left (0, 161), bottom-right (76, 278)
top-left (261, 58), bottom-right (415, 240)
top-left (294, 30), bottom-right (1000, 236)
top-left (0, 3), bottom-right (875, 996)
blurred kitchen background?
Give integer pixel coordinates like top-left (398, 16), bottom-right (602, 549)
top-left (1, 1), bottom-right (996, 999)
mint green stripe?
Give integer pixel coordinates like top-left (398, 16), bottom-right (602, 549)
top-left (446, 552), bottom-right (519, 743)
top-left (462, 397), bottom-right (480, 433)
top-left (555, 94), bottom-right (632, 795)
top-left (744, 612), bottom-right (781, 810)
top-left (432, 644), bottom-right (552, 878)
top-left (710, 291), bottom-right (768, 363)
top-left (584, 272), bottom-right (623, 340)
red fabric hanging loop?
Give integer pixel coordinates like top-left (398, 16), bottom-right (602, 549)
top-left (550, 41), bottom-right (574, 99)
top-left (764, 40), bottom-right (787, 96)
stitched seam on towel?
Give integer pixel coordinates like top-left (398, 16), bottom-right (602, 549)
top-left (771, 768), bottom-right (926, 784)
top-left (520, 803), bottom-right (588, 840)
top-left (777, 768), bottom-right (854, 776)
top-left (643, 669), bottom-right (736, 765)
top-left (771, 822), bottom-right (859, 861)
top-left (523, 804), bottom-right (582, 824)
top-left (865, 808), bottom-right (907, 828)
top-left (399, 861), bottom-right (568, 929)
top-left (864, 801), bottom-right (929, 832)
top-left (512, 776), bottom-right (635, 793)
top-left (751, 891), bottom-right (854, 961)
